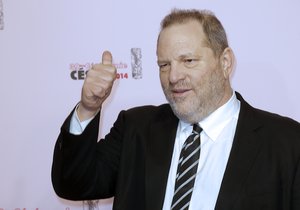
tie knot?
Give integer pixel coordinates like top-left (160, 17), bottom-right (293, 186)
top-left (192, 124), bottom-right (202, 135)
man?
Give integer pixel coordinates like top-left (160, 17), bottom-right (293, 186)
top-left (52, 9), bottom-right (300, 210)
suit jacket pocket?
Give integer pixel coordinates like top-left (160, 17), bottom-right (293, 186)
top-left (238, 181), bottom-right (284, 210)
top-left (246, 181), bottom-right (283, 196)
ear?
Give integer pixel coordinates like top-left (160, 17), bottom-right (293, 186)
top-left (220, 47), bottom-right (235, 79)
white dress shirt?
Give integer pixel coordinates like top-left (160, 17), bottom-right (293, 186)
top-left (69, 106), bottom-right (94, 134)
top-left (70, 93), bottom-right (240, 210)
top-left (162, 93), bottom-right (240, 210)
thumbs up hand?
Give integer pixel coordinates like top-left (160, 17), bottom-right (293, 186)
top-left (77, 51), bottom-right (117, 121)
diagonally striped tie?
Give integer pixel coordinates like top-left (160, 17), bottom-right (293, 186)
top-left (171, 124), bottom-right (202, 210)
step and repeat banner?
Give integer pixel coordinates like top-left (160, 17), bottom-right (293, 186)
top-left (0, 0), bottom-right (299, 209)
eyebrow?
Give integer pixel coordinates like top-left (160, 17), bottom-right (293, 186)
top-left (179, 53), bottom-right (194, 58)
top-left (157, 53), bottom-right (201, 64)
top-left (178, 53), bottom-right (201, 60)
top-left (178, 55), bottom-right (191, 60)
top-left (157, 59), bottom-right (168, 64)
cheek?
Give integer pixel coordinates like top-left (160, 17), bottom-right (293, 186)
top-left (159, 72), bottom-right (169, 86)
top-left (189, 71), bottom-right (205, 87)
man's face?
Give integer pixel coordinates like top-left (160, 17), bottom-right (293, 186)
top-left (157, 20), bottom-right (230, 123)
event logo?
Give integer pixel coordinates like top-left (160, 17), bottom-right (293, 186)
top-left (131, 48), bottom-right (142, 79)
top-left (0, 208), bottom-right (39, 210)
top-left (70, 48), bottom-right (142, 81)
top-left (0, 0), bottom-right (4, 30)
top-left (83, 200), bottom-right (100, 210)
top-left (69, 63), bottom-right (93, 80)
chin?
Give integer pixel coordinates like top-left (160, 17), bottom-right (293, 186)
top-left (170, 104), bottom-right (194, 123)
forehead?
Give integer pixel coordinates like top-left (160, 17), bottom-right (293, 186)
top-left (157, 21), bottom-right (209, 60)
top-left (157, 20), bottom-right (207, 53)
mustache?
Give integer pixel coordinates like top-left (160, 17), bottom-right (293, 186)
top-left (168, 81), bottom-right (192, 89)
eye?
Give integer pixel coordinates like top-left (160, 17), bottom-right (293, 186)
top-left (183, 58), bottom-right (198, 67)
top-left (185, 59), bottom-right (194, 63)
top-left (158, 63), bottom-right (170, 71)
top-left (184, 58), bottom-right (195, 64)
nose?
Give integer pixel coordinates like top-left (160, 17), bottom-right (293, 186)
top-left (169, 62), bottom-right (184, 84)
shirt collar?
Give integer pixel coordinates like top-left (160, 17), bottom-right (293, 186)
top-left (178, 92), bottom-right (240, 141)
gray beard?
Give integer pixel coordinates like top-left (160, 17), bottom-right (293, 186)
top-left (165, 95), bottom-right (214, 123)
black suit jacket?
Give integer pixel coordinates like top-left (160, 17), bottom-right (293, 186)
top-left (52, 92), bottom-right (300, 210)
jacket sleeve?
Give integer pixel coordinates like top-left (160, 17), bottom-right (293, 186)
top-left (292, 156), bottom-right (300, 209)
top-left (51, 109), bottom-right (124, 200)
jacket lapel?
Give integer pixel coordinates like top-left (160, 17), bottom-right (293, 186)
top-left (145, 105), bottom-right (178, 210)
top-left (215, 92), bottom-right (264, 209)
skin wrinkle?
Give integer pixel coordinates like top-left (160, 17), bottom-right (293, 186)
top-left (157, 20), bottom-right (232, 123)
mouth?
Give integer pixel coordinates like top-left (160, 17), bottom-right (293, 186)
top-left (171, 88), bottom-right (192, 97)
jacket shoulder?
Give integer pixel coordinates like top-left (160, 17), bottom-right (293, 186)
top-left (237, 92), bottom-right (300, 132)
top-left (122, 103), bottom-right (175, 121)
top-left (254, 107), bottom-right (300, 134)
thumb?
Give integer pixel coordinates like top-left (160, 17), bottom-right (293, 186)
top-left (102, 50), bottom-right (113, 65)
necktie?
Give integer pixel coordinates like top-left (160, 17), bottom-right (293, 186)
top-left (171, 124), bottom-right (202, 210)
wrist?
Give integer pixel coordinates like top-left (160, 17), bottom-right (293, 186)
top-left (77, 103), bottom-right (100, 122)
